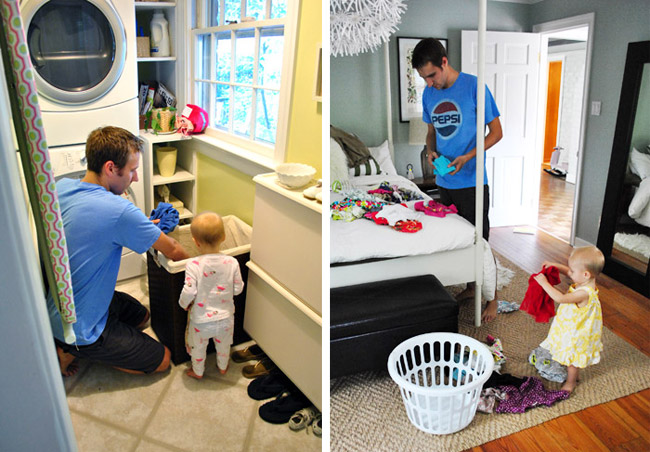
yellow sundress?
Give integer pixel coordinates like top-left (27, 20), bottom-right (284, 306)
top-left (539, 285), bottom-right (603, 368)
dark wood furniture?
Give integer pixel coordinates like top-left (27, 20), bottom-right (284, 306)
top-left (597, 40), bottom-right (650, 297)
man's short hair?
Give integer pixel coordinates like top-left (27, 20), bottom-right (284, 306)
top-left (85, 126), bottom-right (142, 173)
top-left (411, 38), bottom-right (447, 70)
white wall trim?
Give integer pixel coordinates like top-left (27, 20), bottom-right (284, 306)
top-left (534, 12), bottom-right (595, 246)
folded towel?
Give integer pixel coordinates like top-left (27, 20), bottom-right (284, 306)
top-left (149, 202), bottom-right (179, 233)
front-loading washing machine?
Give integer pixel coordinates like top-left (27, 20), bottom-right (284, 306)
top-left (20, 0), bottom-right (139, 147)
top-left (50, 145), bottom-right (147, 282)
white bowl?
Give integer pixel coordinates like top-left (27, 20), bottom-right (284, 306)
top-left (275, 163), bottom-right (316, 188)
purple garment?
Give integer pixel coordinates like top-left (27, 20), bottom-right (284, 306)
top-left (494, 376), bottom-right (569, 413)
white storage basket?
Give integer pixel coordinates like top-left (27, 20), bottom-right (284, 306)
top-left (387, 332), bottom-right (494, 434)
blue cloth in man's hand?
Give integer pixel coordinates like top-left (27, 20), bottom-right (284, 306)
top-left (149, 202), bottom-right (179, 233)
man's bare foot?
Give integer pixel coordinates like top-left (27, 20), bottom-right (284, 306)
top-left (57, 346), bottom-right (79, 377)
top-left (186, 368), bottom-right (203, 379)
top-left (481, 299), bottom-right (498, 323)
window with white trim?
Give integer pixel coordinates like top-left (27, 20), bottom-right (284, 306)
top-left (191, 0), bottom-right (298, 163)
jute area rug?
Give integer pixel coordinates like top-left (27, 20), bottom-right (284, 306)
top-left (329, 255), bottom-right (650, 452)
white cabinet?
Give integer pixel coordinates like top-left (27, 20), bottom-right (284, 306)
top-left (244, 174), bottom-right (322, 410)
top-left (140, 132), bottom-right (195, 221)
top-left (135, 2), bottom-right (179, 113)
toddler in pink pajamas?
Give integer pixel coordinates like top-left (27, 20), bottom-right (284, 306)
top-left (179, 212), bottom-right (244, 379)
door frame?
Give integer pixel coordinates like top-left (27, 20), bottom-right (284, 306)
top-left (533, 13), bottom-right (595, 246)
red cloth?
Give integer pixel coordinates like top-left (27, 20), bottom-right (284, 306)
top-left (520, 266), bottom-right (561, 323)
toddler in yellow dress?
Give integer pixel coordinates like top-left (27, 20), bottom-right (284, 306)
top-left (533, 246), bottom-right (605, 393)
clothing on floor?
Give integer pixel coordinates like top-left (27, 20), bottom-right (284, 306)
top-left (497, 300), bottom-right (520, 313)
top-left (483, 372), bottom-right (526, 390)
top-left (494, 376), bottom-right (569, 413)
top-left (539, 285), bottom-right (603, 368)
top-left (520, 265), bottom-right (561, 323)
top-left (149, 202), bottom-right (179, 233)
top-left (486, 335), bottom-right (507, 372)
top-left (477, 387), bottom-right (508, 414)
top-left (529, 345), bottom-right (567, 383)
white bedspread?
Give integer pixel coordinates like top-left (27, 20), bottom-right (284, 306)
top-left (330, 175), bottom-right (475, 264)
top-left (330, 174), bottom-right (504, 300)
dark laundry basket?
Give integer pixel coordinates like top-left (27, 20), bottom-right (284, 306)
top-left (147, 216), bottom-right (252, 365)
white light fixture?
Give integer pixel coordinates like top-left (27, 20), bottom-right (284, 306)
top-left (330, 0), bottom-right (407, 57)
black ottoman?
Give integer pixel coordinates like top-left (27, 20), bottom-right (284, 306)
top-left (330, 274), bottom-right (458, 378)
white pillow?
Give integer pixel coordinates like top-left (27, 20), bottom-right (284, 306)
top-left (330, 137), bottom-right (349, 185)
top-left (369, 140), bottom-right (398, 175)
top-left (629, 147), bottom-right (650, 180)
top-left (348, 156), bottom-right (382, 177)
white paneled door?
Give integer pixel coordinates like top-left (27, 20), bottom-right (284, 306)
top-left (462, 30), bottom-right (541, 227)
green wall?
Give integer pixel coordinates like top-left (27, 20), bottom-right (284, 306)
top-left (195, 0), bottom-right (322, 226)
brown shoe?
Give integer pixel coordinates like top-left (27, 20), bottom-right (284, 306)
top-left (231, 344), bottom-right (266, 363)
top-left (242, 357), bottom-right (276, 379)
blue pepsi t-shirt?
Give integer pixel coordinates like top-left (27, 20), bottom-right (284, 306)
top-left (47, 179), bottom-right (162, 345)
top-left (422, 72), bottom-right (500, 189)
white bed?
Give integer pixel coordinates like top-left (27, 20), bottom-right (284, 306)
top-left (329, 172), bottom-right (498, 323)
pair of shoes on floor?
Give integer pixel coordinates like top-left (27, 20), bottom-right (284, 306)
top-left (231, 344), bottom-right (266, 363)
top-left (288, 406), bottom-right (321, 434)
top-left (259, 390), bottom-right (311, 424)
top-left (242, 357), bottom-right (276, 379)
top-left (247, 369), bottom-right (296, 400)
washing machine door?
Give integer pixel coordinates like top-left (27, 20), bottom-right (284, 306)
top-left (21, 0), bottom-right (126, 105)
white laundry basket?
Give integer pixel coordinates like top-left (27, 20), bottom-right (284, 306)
top-left (387, 332), bottom-right (494, 434)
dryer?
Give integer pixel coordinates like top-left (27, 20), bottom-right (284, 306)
top-left (50, 145), bottom-right (147, 282)
top-left (20, 0), bottom-right (138, 147)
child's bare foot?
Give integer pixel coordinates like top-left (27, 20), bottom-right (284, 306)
top-left (57, 346), bottom-right (79, 377)
top-left (561, 381), bottom-right (577, 393)
top-left (481, 299), bottom-right (498, 323)
top-left (186, 369), bottom-right (203, 379)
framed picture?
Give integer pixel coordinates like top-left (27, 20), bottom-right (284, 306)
top-left (397, 37), bottom-right (448, 122)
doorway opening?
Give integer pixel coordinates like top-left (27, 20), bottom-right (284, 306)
top-left (533, 14), bottom-right (594, 245)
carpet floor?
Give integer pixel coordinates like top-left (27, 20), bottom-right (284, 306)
top-left (329, 255), bottom-right (650, 452)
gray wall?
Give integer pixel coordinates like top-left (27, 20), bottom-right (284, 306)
top-left (331, 0), bottom-right (650, 245)
top-left (332, 0), bottom-right (529, 176)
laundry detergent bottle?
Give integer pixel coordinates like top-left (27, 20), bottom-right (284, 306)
top-left (150, 11), bottom-right (170, 57)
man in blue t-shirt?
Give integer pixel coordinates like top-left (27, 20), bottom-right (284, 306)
top-left (412, 38), bottom-right (503, 322)
top-left (50, 126), bottom-right (190, 376)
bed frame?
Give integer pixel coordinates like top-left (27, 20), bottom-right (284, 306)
top-left (330, 2), bottom-right (489, 327)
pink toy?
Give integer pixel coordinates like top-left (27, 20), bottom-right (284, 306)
top-left (175, 104), bottom-right (209, 135)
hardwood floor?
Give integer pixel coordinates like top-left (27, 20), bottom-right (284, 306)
top-left (538, 169), bottom-right (575, 243)
top-left (462, 226), bottom-right (650, 452)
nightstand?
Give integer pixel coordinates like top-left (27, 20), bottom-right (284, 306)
top-left (412, 177), bottom-right (440, 199)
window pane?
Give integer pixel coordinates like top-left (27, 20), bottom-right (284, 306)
top-left (224, 0), bottom-right (241, 23)
top-left (216, 32), bottom-right (231, 82)
top-left (208, 0), bottom-right (219, 26)
top-left (258, 27), bottom-right (283, 89)
top-left (215, 84), bottom-right (231, 130)
top-left (235, 30), bottom-right (255, 85)
top-left (246, 0), bottom-right (264, 20)
top-left (196, 82), bottom-right (211, 122)
top-left (233, 86), bottom-right (252, 136)
top-left (196, 34), bottom-right (211, 79)
top-left (255, 89), bottom-right (278, 144)
top-left (270, 0), bottom-right (287, 19)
